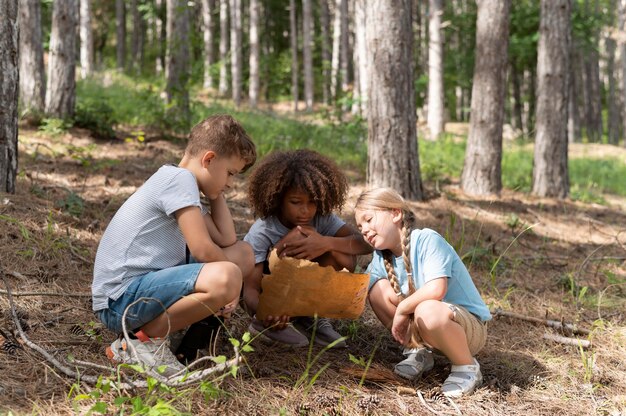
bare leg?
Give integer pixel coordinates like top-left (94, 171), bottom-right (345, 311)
top-left (141, 261), bottom-right (242, 338)
top-left (367, 279), bottom-right (401, 329)
top-left (414, 300), bottom-right (473, 365)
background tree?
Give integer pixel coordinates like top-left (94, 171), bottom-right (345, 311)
top-left (461, 0), bottom-right (510, 196)
top-left (45, 0), bottom-right (78, 119)
top-left (365, 0), bottom-right (422, 200)
top-left (290, 0), bottom-right (299, 111)
top-left (218, 0), bottom-right (229, 96)
top-left (353, 0), bottom-right (368, 117)
top-left (319, 0), bottom-right (331, 105)
top-left (532, 0), bottom-right (571, 198)
top-left (18, 0), bottom-right (45, 115)
top-left (302, 0), bottom-right (314, 111)
top-left (166, 0), bottom-right (191, 127)
top-left (230, 0), bottom-right (242, 107)
top-left (130, 0), bottom-right (145, 73)
top-left (202, 0), bottom-right (216, 90)
top-left (427, 0), bottom-right (445, 139)
top-left (1, 0), bottom-right (18, 194)
top-left (116, 0), bottom-right (126, 70)
top-left (80, 0), bottom-right (94, 79)
top-left (248, 0), bottom-right (259, 107)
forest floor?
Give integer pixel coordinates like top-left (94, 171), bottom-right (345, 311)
top-left (0, 122), bottom-right (625, 415)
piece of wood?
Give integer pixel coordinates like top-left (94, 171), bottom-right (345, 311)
top-left (256, 250), bottom-right (369, 321)
top-left (491, 308), bottom-right (591, 335)
top-left (543, 333), bottom-right (591, 349)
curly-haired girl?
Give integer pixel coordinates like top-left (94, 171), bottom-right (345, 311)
top-left (243, 149), bottom-right (372, 347)
top-left (354, 187), bottom-right (491, 397)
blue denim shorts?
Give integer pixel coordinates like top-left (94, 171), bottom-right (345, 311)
top-left (97, 263), bottom-right (204, 334)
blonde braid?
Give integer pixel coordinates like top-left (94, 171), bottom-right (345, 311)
top-left (383, 251), bottom-right (402, 296)
top-left (401, 209), bottom-right (417, 295)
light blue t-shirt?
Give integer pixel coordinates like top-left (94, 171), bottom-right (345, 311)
top-left (367, 228), bottom-right (491, 321)
top-left (92, 165), bottom-right (205, 311)
top-left (244, 214), bottom-right (345, 264)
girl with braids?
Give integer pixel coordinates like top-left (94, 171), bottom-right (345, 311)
top-left (354, 188), bottom-right (491, 398)
top-left (243, 149), bottom-right (372, 347)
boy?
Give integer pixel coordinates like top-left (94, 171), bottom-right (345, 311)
top-left (92, 115), bottom-right (256, 376)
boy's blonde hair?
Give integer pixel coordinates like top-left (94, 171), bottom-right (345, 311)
top-left (356, 187), bottom-right (421, 348)
top-left (186, 114), bottom-right (257, 171)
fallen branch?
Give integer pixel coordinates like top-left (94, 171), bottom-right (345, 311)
top-left (1, 273), bottom-right (242, 390)
top-left (543, 333), bottom-right (591, 349)
top-left (491, 308), bottom-right (591, 335)
top-left (0, 289), bottom-right (91, 298)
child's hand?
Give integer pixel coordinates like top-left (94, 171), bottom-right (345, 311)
top-left (279, 225), bottom-right (327, 260)
top-left (263, 314), bottom-right (290, 330)
top-left (275, 227), bottom-right (307, 257)
top-left (391, 311), bottom-right (411, 345)
top-left (216, 296), bottom-right (239, 319)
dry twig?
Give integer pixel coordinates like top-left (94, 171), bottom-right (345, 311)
top-left (543, 333), bottom-right (591, 349)
top-left (491, 308), bottom-right (591, 335)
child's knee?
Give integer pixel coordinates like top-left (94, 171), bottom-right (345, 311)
top-left (197, 262), bottom-right (242, 297)
top-left (415, 300), bottom-right (448, 329)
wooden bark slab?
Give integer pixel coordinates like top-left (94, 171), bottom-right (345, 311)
top-left (256, 250), bottom-right (369, 320)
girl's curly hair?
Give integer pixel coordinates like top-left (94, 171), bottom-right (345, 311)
top-left (247, 149), bottom-right (348, 218)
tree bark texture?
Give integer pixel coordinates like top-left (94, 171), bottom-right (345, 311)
top-left (18, 0), bottom-right (45, 114)
top-left (290, 0), bottom-right (299, 111)
top-left (427, 0), bottom-right (444, 139)
top-left (1, 0), bottom-right (19, 194)
top-left (365, 0), bottom-right (422, 201)
top-left (582, 0), bottom-right (602, 143)
top-left (319, 0), bottom-right (331, 104)
top-left (302, 0), bottom-right (314, 110)
top-left (155, 0), bottom-right (165, 74)
top-left (131, 0), bottom-right (145, 73)
top-left (532, 0), bottom-right (570, 198)
top-left (80, 0), bottom-right (94, 79)
top-left (166, 0), bottom-right (191, 126)
top-left (202, 0), bottom-right (215, 90)
top-left (461, 0), bottom-right (510, 196)
top-left (568, 41), bottom-right (582, 143)
top-left (621, 0), bottom-right (626, 147)
top-left (116, 0), bottom-right (126, 70)
top-left (353, 0), bottom-right (368, 117)
top-left (606, 20), bottom-right (621, 146)
top-left (229, 0), bottom-right (242, 107)
top-left (330, 0), bottom-right (344, 100)
top-left (45, 0), bottom-right (78, 119)
top-left (248, 0), bottom-right (259, 106)
top-left (218, 0), bottom-right (229, 96)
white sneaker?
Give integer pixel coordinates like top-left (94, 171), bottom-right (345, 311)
top-left (394, 347), bottom-right (434, 380)
top-left (106, 336), bottom-right (186, 377)
top-left (442, 358), bottom-right (482, 397)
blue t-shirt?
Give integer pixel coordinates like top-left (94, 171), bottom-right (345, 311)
top-left (367, 228), bottom-right (491, 322)
top-left (244, 214), bottom-right (345, 264)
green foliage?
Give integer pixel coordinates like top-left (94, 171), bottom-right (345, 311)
top-left (56, 191), bottom-right (85, 217)
top-left (39, 118), bottom-right (72, 136)
top-left (74, 99), bottom-right (117, 139)
top-left (418, 135), bottom-right (465, 182)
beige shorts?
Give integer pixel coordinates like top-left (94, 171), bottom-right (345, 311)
top-left (448, 303), bottom-right (488, 355)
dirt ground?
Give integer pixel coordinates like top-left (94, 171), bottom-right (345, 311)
top-left (0, 124), bottom-right (625, 415)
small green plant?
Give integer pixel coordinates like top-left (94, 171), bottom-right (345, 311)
top-left (125, 130), bottom-right (146, 144)
top-left (74, 99), bottom-right (117, 139)
top-left (67, 144), bottom-right (97, 168)
top-left (39, 118), bottom-right (72, 136)
top-left (490, 223), bottom-right (537, 291)
top-left (56, 191), bottom-right (85, 217)
top-left (578, 344), bottom-right (596, 384)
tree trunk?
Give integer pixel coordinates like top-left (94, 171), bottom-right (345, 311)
top-left (427, 0), bottom-right (444, 139)
top-left (568, 40), bottom-right (582, 143)
top-left (339, 0), bottom-right (349, 105)
top-left (290, 0), bottom-right (299, 111)
top-left (79, 0), bottom-right (94, 79)
top-left (619, 0), bottom-right (626, 147)
top-left (18, 0), bottom-right (45, 114)
top-left (532, 0), bottom-right (570, 198)
top-left (1, 0), bottom-right (19, 194)
top-left (365, 0), bottom-right (422, 201)
top-left (202, 0), bottom-right (215, 90)
top-left (218, 0), bottom-right (229, 96)
top-left (606, 0), bottom-right (620, 145)
top-left (353, 0), bottom-right (368, 117)
top-left (131, 0), bottom-right (145, 74)
top-left (116, 0), bottom-right (126, 70)
top-left (229, 0), bottom-right (242, 107)
top-left (302, 0), bottom-right (313, 110)
top-left (510, 63), bottom-right (524, 133)
top-left (248, 0), bottom-right (259, 107)
top-left (155, 0), bottom-right (165, 74)
top-left (461, 0), bottom-right (510, 196)
top-left (46, 0), bottom-right (78, 119)
top-left (583, 0), bottom-right (603, 142)
top-left (166, 0), bottom-right (190, 127)
top-left (330, 0), bottom-right (344, 101)
top-left (319, 0), bottom-right (331, 105)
